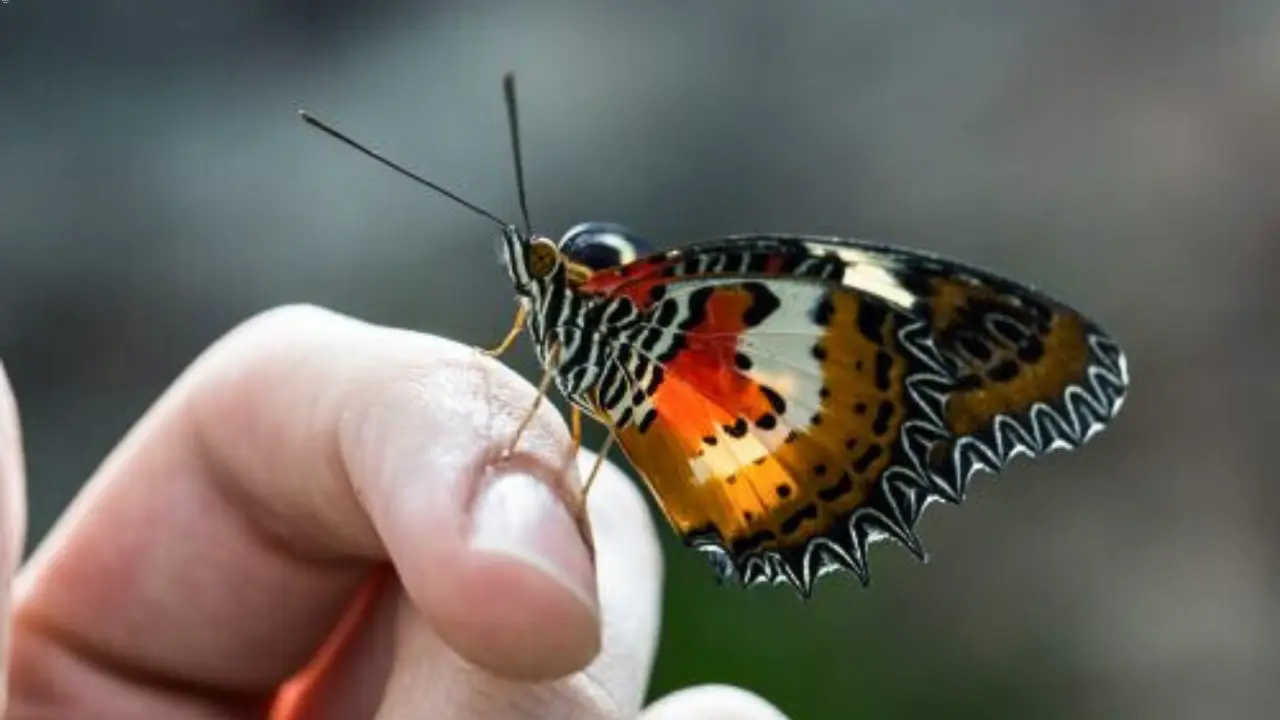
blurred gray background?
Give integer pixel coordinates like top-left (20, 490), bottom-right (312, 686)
top-left (3, 1), bottom-right (1278, 718)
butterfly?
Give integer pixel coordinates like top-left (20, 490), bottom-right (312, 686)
top-left (301, 74), bottom-right (1129, 596)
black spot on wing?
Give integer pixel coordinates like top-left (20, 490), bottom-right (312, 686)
top-left (741, 282), bottom-right (781, 327)
top-left (817, 473), bottom-right (854, 502)
top-left (1016, 336), bottom-right (1046, 364)
top-left (779, 503), bottom-right (819, 535)
top-left (871, 400), bottom-right (895, 436)
top-left (954, 329), bottom-right (992, 363)
top-left (895, 264), bottom-right (935, 298)
top-left (856, 300), bottom-right (888, 344)
top-left (680, 287), bottom-right (714, 331)
top-left (645, 365), bottom-right (665, 394)
top-left (988, 314), bottom-right (1029, 345)
top-left (601, 372), bottom-right (628, 409)
top-left (760, 385), bottom-right (787, 415)
top-left (811, 294), bottom-right (835, 326)
top-left (874, 350), bottom-right (894, 391)
top-left (640, 327), bottom-right (663, 350)
top-left (605, 301), bottom-right (635, 326)
top-left (987, 359), bottom-right (1020, 383)
top-left (853, 443), bottom-right (883, 474)
top-left (730, 529), bottom-right (778, 556)
top-left (653, 299), bottom-right (678, 327)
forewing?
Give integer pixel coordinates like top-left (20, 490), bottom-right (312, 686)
top-left (581, 235), bottom-right (1128, 593)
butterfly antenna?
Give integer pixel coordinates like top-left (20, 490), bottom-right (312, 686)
top-left (298, 109), bottom-right (509, 228)
top-left (502, 73), bottom-right (534, 237)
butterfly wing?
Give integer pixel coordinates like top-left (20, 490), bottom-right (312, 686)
top-left (576, 235), bottom-right (1128, 594)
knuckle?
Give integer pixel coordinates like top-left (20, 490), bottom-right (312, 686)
top-left (233, 303), bottom-right (342, 340)
top-left (209, 303), bottom-right (349, 366)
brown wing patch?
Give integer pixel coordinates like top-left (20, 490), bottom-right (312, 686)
top-left (925, 276), bottom-right (1093, 439)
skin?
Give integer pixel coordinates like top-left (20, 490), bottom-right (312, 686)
top-left (0, 305), bottom-right (788, 719)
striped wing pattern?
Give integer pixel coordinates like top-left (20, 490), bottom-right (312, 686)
top-left (575, 236), bottom-right (1128, 595)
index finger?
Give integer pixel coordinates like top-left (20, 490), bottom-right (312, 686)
top-left (10, 306), bottom-right (600, 708)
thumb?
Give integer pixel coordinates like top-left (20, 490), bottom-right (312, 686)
top-left (0, 363), bottom-right (28, 714)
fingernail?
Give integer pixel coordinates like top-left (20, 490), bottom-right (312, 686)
top-left (469, 472), bottom-right (597, 612)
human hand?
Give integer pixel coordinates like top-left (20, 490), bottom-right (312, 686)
top-left (0, 306), bottom-right (788, 719)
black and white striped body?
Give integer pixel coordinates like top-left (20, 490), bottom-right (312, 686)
top-left (498, 222), bottom-right (657, 417)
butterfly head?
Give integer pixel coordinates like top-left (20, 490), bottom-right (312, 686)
top-left (499, 224), bottom-right (562, 297)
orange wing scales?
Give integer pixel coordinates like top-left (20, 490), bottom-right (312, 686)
top-left (579, 239), bottom-right (1128, 595)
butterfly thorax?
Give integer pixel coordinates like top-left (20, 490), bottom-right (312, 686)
top-left (499, 222), bottom-right (654, 413)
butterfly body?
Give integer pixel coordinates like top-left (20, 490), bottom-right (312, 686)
top-left (499, 223), bottom-right (1128, 595)
top-left (299, 78), bottom-right (1128, 597)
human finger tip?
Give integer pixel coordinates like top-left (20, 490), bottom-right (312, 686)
top-left (335, 342), bottom-right (601, 681)
top-left (155, 305), bottom-right (602, 683)
top-left (434, 467), bottom-right (602, 681)
top-left (363, 455), bottom-right (660, 719)
top-left (642, 684), bottom-right (791, 720)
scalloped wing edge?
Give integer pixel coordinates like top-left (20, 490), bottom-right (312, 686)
top-left (685, 317), bottom-right (1129, 597)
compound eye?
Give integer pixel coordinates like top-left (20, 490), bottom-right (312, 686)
top-left (527, 237), bottom-right (561, 278)
top-left (558, 222), bottom-right (654, 270)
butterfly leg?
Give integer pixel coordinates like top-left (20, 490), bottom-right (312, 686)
top-left (504, 342), bottom-right (560, 457)
top-left (574, 430), bottom-right (617, 519)
top-left (482, 304), bottom-right (528, 358)
top-left (570, 405), bottom-right (583, 455)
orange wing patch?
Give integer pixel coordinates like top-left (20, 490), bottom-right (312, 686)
top-left (648, 286), bottom-right (779, 429)
top-left (605, 283), bottom-right (921, 572)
